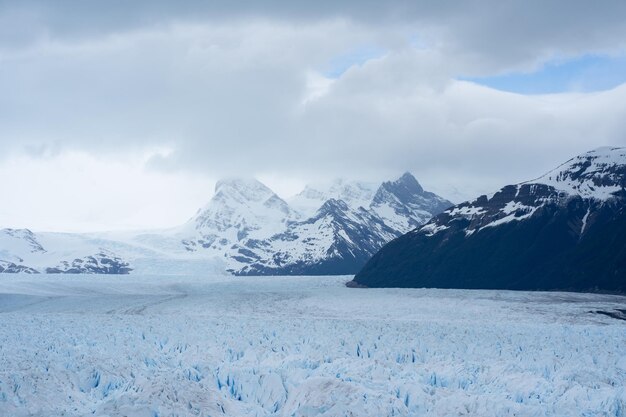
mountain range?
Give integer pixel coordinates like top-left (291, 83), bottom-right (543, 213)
top-left (351, 147), bottom-right (626, 293)
top-left (0, 173), bottom-right (452, 275)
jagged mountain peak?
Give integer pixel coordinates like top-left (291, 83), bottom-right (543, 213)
top-left (308, 198), bottom-right (376, 228)
top-left (391, 172), bottom-right (424, 193)
top-left (370, 172), bottom-right (453, 234)
top-left (372, 172), bottom-right (425, 205)
top-left (317, 198), bottom-right (350, 212)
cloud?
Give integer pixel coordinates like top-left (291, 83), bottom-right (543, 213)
top-left (1, 1), bottom-right (626, 230)
top-left (3, 1), bottom-right (626, 69)
top-left (0, 150), bottom-right (214, 232)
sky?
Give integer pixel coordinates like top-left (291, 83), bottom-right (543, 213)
top-left (1, 0), bottom-right (626, 232)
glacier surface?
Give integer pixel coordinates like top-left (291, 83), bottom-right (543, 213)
top-left (0, 274), bottom-right (625, 416)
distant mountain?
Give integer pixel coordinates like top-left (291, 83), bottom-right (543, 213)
top-left (370, 172), bottom-right (453, 234)
top-left (180, 173), bottom-right (451, 275)
top-left (0, 173), bottom-right (452, 275)
top-left (0, 228), bottom-right (133, 274)
top-left (0, 260), bottom-right (39, 274)
top-left (236, 199), bottom-right (398, 275)
top-left (288, 179), bottom-right (378, 217)
top-left (179, 178), bottom-right (300, 254)
top-left (351, 147), bottom-right (626, 293)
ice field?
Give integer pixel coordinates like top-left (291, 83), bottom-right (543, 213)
top-left (0, 274), bottom-right (625, 417)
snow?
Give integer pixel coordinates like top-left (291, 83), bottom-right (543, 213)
top-left (446, 205), bottom-right (487, 218)
top-left (580, 208), bottom-right (591, 236)
top-left (420, 223), bottom-right (450, 236)
top-left (288, 179), bottom-right (378, 218)
top-left (481, 206), bottom-right (539, 229)
top-left (528, 146), bottom-right (626, 200)
top-left (369, 189), bottom-right (436, 235)
top-left (249, 204), bottom-right (397, 269)
top-left (0, 228), bottom-right (222, 275)
top-left (501, 201), bottom-right (532, 215)
top-left (263, 217), bottom-right (338, 264)
top-left (474, 201), bottom-right (539, 230)
top-left (370, 202), bottom-right (412, 233)
top-left (188, 178), bottom-right (300, 240)
top-left (3, 274), bottom-right (623, 417)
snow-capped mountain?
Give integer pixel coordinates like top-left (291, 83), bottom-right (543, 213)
top-left (190, 173), bottom-right (449, 275)
top-left (0, 173), bottom-right (452, 275)
top-left (236, 199), bottom-right (399, 275)
top-left (370, 172), bottom-right (453, 234)
top-left (189, 178), bottom-right (300, 238)
top-left (288, 179), bottom-right (378, 217)
top-left (0, 228), bottom-right (46, 265)
top-left (0, 260), bottom-right (39, 273)
top-left (527, 146), bottom-right (626, 199)
top-left (0, 228), bottom-right (133, 274)
top-left (179, 178), bottom-right (300, 254)
top-left (351, 147), bottom-right (626, 292)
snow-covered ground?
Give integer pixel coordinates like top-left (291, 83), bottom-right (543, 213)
top-left (0, 275), bottom-right (624, 417)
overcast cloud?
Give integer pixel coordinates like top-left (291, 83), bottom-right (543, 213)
top-left (1, 1), bottom-right (626, 231)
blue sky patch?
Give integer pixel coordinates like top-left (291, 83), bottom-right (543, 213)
top-left (324, 45), bottom-right (386, 78)
top-left (462, 53), bottom-right (626, 94)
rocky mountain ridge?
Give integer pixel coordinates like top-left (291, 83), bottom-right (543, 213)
top-left (177, 172), bottom-right (452, 275)
top-left (351, 147), bottom-right (626, 293)
top-left (0, 172), bottom-right (452, 275)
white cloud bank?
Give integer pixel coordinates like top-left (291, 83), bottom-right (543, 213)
top-left (1, 2), bottom-right (625, 231)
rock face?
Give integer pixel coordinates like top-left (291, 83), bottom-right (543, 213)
top-left (351, 147), bottom-right (626, 293)
top-left (0, 173), bottom-right (452, 276)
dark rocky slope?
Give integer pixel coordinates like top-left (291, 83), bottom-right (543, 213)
top-left (351, 147), bottom-right (626, 293)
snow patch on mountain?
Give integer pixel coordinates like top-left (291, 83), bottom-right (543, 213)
top-left (236, 199), bottom-right (398, 275)
top-left (529, 146), bottom-right (626, 200)
top-left (421, 223), bottom-right (450, 237)
top-left (186, 178), bottom-right (300, 239)
top-left (0, 229), bottom-right (45, 263)
top-left (417, 147), bottom-right (626, 237)
top-left (288, 179), bottom-right (378, 217)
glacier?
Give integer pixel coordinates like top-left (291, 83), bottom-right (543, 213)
top-left (0, 274), bottom-right (625, 416)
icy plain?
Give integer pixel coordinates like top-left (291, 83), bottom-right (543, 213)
top-left (0, 274), bottom-right (625, 417)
